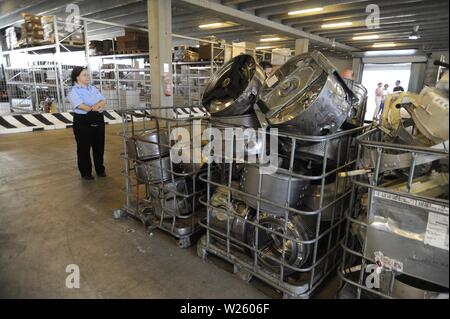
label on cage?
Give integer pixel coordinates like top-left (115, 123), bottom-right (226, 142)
top-left (266, 75), bottom-right (278, 88)
top-left (373, 191), bottom-right (449, 214)
top-left (424, 212), bottom-right (449, 251)
top-left (374, 251), bottom-right (403, 272)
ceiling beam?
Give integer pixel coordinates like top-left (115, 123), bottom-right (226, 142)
top-left (283, 0), bottom-right (446, 25)
top-left (0, 0), bottom-right (80, 27)
top-left (239, 0), bottom-right (306, 11)
top-left (315, 17), bottom-right (449, 35)
top-left (296, 10), bottom-right (449, 31)
top-left (256, 0), bottom-right (373, 17)
top-left (83, 2), bottom-right (146, 20)
top-left (255, 0), bottom-right (427, 19)
top-left (176, 0), bottom-right (358, 51)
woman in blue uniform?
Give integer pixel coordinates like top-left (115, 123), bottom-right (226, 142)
top-left (69, 66), bottom-right (107, 180)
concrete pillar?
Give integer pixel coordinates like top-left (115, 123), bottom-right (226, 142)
top-left (148, 0), bottom-right (173, 116)
top-left (352, 57), bottom-right (363, 84)
top-left (295, 38), bottom-right (309, 55)
top-left (224, 42), bottom-right (233, 62)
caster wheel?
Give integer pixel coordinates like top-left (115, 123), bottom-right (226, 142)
top-left (233, 265), bottom-right (252, 282)
top-left (197, 243), bottom-right (207, 260)
top-left (178, 237), bottom-right (191, 248)
top-left (112, 208), bottom-right (126, 220)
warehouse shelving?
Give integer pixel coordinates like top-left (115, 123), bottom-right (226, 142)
top-left (0, 16), bottom-right (88, 113)
top-left (0, 17), bottom-right (290, 115)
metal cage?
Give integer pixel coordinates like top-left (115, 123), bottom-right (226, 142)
top-left (197, 117), bottom-right (366, 298)
top-left (338, 128), bottom-right (449, 299)
top-left (117, 107), bottom-right (209, 248)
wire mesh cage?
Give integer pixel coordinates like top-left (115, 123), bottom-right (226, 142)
top-left (196, 116), bottom-right (366, 298)
top-left (338, 128), bottom-right (449, 299)
top-left (118, 107), bottom-right (210, 248)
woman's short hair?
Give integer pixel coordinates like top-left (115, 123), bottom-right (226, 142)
top-left (260, 61), bottom-right (273, 70)
top-left (71, 66), bottom-right (87, 85)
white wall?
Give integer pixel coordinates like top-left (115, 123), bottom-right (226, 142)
top-left (361, 63), bottom-right (412, 120)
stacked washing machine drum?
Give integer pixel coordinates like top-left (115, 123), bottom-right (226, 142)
top-left (202, 54), bottom-right (265, 117)
top-left (257, 50), bottom-right (361, 135)
top-left (202, 51), bottom-right (368, 277)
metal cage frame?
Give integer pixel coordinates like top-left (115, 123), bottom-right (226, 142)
top-left (338, 127), bottom-right (449, 299)
top-left (117, 106), bottom-right (209, 248)
top-left (197, 117), bottom-right (367, 298)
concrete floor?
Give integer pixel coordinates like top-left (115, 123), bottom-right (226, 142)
top-left (0, 124), bottom-right (338, 298)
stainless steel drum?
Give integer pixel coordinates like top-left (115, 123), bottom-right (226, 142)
top-left (247, 213), bottom-right (311, 276)
top-left (127, 130), bottom-right (170, 161)
top-left (345, 82), bottom-right (368, 128)
top-left (150, 178), bottom-right (191, 217)
top-left (257, 51), bottom-right (354, 135)
top-left (240, 163), bottom-right (309, 216)
top-left (211, 114), bottom-right (264, 161)
top-left (202, 54), bottom-right (265, 116)
top-left (280, 131), bottom-right (350, 166)
top-left (210, 113), bottom-right (260, 129)
top-left (209, 187), bottom-right (255, 244)
top-left (380, 273), bottom-right (449, 299)
top-left (172, 148), bottom-right (208, 175)
top-left (301, 178), bottom-right (350, 221)
top-left (135, 156), bottom-right (172, 184)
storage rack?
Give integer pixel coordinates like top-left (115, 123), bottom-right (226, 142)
top-left (338, 128), bottom-right (449, 299)
top-left (197, 119), bottom-right (366, 299)
top-left (0, 16), bottom-right (87, 113)
top-left (115, 107), bottom-right (210, 248)
top-left (172, 61), bottom-right (222, 107)
top-left (90, 52), bottom-right (150, 111)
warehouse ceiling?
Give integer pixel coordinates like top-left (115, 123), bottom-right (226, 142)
top-left (0, 0), bottom-right (448, 54)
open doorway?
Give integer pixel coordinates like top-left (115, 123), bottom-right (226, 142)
top-left (361, 63), bottom-right (411, 120)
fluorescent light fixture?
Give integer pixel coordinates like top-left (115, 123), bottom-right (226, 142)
top-left (260, 37), bottom-right (282, 42)
top-left (322, 21), bottom-right (353, 28)
top-left (352, 34), bottom-right (380, 40)
top-left (256, 46), bottom-right (273, 50)
top-left (199, 22), bottom-right (225, 29)
top-left (373, 42), bottom-right (397, 48)
top-left (288, 7), bottom-right (323, 15)
top-left (364, 49), bottom-right (417, 56)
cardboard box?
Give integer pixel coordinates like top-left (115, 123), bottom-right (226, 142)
top-left (22, 13), bottom-right (42, 24)
top-left (116, 36), bottom-right (148, 52)
top-left (198, 43), bottom-right (224, 61)
top-left (173, 46), bottom-right (199, 62)
top-left (124, 30), bottom-right (147, 41)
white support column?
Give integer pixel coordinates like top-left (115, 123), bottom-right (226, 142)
top-left (148, 0), bottom-right (173, 116)
top-left (295, 38), bottom-right (309, 55)
top-left (352, 57), bottom-right (363, 84)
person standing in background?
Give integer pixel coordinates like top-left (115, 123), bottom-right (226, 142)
top-left (382, 84), bottom-right (390, 100)
top-left (393, 80), bottom-right (405, 92)
top-left (373, 82), bottom-right (383, 122)
top-left (260, 61), bottom-right (273, 77)
top-left (69, 66), bottom-right (107, 180)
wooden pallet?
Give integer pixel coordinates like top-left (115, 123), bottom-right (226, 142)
top-left (60, 40), bottom-right (85, 47)
top-left (116, 49), bottom-right (148, 55)
top-left (16, 40), bottom-right (84, 49)
top-left (196, 234), bottom-right (338, 299)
